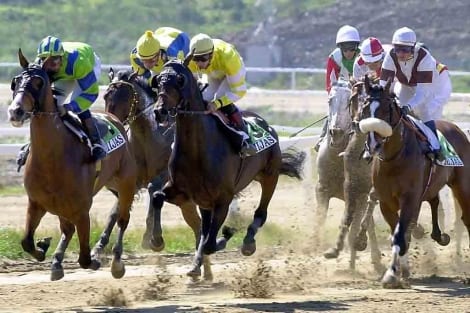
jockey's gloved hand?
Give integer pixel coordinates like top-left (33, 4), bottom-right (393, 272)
top-left (58, 104), bottom-right (68, 117)
top-left (401, 105), bottom-right (412, 116)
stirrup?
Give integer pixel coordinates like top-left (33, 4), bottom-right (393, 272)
top-left (91, 143), bottom-right (107, 161)
top-left (240, 142), bottom-right (257, 157)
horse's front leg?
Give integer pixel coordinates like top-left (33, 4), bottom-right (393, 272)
top-left (21, 201), bottom-right (49, 262)
top-left (50, 218), bottom-right (75, 281)
top-left (142, 175), bottom-right (165, 250)
top-left (382, 196), bottom-right (420, 288)
top-left (188, 208), bottom-right (212, 279)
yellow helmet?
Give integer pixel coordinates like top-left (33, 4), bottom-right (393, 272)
top-left (190, 33), bottom-right (214, 56)
top-left (136, 30), bottom-right (160, 60)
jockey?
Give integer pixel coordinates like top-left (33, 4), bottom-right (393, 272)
top-left (16, 35), bottom-right (106, 169)
top-left (315, 25), bottom-right (361, 152)
top-left (187, 33), bottom-right (256, 157)
top-left (130, 27), bottom-right (190, 83)
top-left (353, 37), bottom-right (392, 80)
top-left (380, 27), bottom-right (448, 162)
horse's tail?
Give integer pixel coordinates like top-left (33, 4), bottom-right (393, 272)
top-left (279, 148), bottom-right (306, 179)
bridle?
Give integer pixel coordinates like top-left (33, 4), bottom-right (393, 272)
top-left (13, 64), bottom-right (52, 115)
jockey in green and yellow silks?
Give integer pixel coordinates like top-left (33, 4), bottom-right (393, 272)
top-left (130, 27), bottom-right (190, 83)
top-left (36, 36), bottom-right (106, 161)
top-left (187, 33), bottom-right (256, 157)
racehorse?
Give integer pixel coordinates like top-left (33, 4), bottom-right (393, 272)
top-left (356, 76), bottom-right (470, 287)
top-left (102, 68), bottom-right (214, 281)
top-left (152, 56), bottom-right (305, 279)
top-left (315, 79), bottom-right (382, 271)
top-left (7, 49), bottom-right (137, 281)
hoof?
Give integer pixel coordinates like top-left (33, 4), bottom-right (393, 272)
top-left (149, 237), bottom-right (165, 252)
top-left (323, 247), bottom-right (339, 259)
top-left (88, 258), bottom-right (101, 271)
top-left (354, 236), bottom-right (368, 252)
top-left (382, 269), bottom-right (401, 289)
top-left (187, 266), bottom-right (201, 279)
top-left (203, 272), bottom-right (214, 282)
top-left (412, 224), bottom-right (425, 239)
top-left (111, 259), bottom-right (125, 279)
top-left (241, 241), bottom-right (256, 256)
top-left (438, 233), bottom-right (451, 246)
top-left (50, 267), bottom-right (64, 281)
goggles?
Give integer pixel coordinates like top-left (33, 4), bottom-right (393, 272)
top-left (339, 43), bottom-right (358, 52)
top-left (193, 54), bottom-right (212, 62)
top-left (394, 45), bottom-right (414, 53)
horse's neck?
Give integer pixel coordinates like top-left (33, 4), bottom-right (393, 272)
top-left (174, 115), bottom-right (216, 155)
top-left (29, 116), bottom-right (74, 161)
top-left (382, 121), bottom-right (417, 161)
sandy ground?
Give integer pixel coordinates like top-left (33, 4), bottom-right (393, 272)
top-left (0, 94), bottom-right (469, 312)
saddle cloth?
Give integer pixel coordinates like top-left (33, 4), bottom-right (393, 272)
top-left (408, 116), bottom-right (464, 167)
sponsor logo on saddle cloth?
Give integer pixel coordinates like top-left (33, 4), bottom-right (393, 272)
top-left (244, 117), bottom-right (277, 153)
top-left (93, 113), bottom-right (126, 154)
top-left (436, 131), bottom-right (464, 167)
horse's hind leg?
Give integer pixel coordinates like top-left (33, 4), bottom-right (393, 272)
top-left (242, 174), bottom-right (278, 256)
top-left (451, 183), bottom-right (470, 250)
top-left (429, 196), bottom-right (450, 246)
top-left (110, 178), bottom-right (135, 279)
top-left (50, 218), bottom-right (75, 281)
top-left (92, 192), bottom-right (119, 258)
top-left (453, 197), bottom-right (464, 256)
top-left (21, 201), bottom-right (48, 262)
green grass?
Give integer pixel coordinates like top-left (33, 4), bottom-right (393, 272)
top-left (0, 185), bottom-right (24, 196)
top-left (0, 214), bottom-right (299, 259)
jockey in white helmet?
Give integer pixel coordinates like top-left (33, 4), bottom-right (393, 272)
top-left (380, 27), bottom-right (449, 162)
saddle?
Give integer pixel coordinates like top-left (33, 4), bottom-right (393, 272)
top-left (211, 113), bottom-right (277, 154)
top-left (406, 116), bottom-right (464, 167)
top-left (62, 112), bottom-right (125, 154)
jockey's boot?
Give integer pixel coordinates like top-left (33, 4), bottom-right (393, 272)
top-left (228, 109), bottom-right (257, 157)
top-left (16, 143), bottom-right (30, 172)
top-left (314, 119), bottom-right (329, 152)
top-left (424, 120), bottom-right (445, 162)
top-left (81, 117), bottom-right (107, 161)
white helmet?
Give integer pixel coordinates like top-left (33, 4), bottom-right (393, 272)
top-left (392, 27), bottom-right (416, 46)
top-left (360, 37), bottom-right (384, 63)
top-left (336, 25), bottom-right (360, 44)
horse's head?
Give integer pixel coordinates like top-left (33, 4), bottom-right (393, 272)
top-left (356, 76), bottom-right (401, 154)
top-left (104, 68), bottom-right (141, 123)
top-left (8, 49), bottom-right (53, 127)
top-left (327, 79), bottom-right (353, 148)
top-left (153, 56), bottom-right (203, 123)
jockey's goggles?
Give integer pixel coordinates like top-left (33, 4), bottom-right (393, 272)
top-left (193, 54), bottom-right (212, 62)
top-left (339, 42), bottom-right (359, 52)
top-left (394, 45), bottom-right (414, 53)
top-left (40, 55), bottom-right (62, 64)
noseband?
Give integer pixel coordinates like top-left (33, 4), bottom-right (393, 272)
top-left (15, 65), bottom-right (49, 114)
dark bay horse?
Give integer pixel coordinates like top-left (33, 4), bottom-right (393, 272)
top-left (356, 76), bottom-right (470, 287)
top-left (152, 57), bottom-right (305, 279)
top-left (7, 50), bottom-right (137, 281)
top-left (102, 68), bottom-right (214, 281)
top-left (315, 79), bottom-right (382, 272)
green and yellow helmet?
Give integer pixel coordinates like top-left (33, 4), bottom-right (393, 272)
top-left (37, 36), bottom-right (64, 58)
top-left (136, 30), bottom-right (161, 60)
top-left (190, 33), bottom-right (214, 56)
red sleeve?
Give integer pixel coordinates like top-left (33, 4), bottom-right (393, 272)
top-left (326, 56), bottom-right (340, 93)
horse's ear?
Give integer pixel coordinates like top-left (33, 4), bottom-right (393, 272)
top-left (184, 49), bottom-right (194, 67)
top-left (364, 75), bottom-right (371, 93)
top-left (108, 67), bottom-right (115, 82)
top-left (129, 71), bottom-right (139, 82)
top-left (150, 74), bottom-right (160, 89)
top-left (18, 48), bottom-right (29, 69)
top-left (384, 77), bottom-right (393, 94)
top-left (176, 73), bottom-right (187, 89)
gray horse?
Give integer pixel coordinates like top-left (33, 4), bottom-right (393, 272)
top-left (314, 79), bottom-right (382, 271)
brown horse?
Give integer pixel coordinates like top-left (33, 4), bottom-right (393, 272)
top-left (102, 68), bottom-right (214, 281)
top-left (7, 50), bottom-right (136, 281)
top-left (152, 57), bottom-right (305, 279)
top-left (356, 76), bottom-right (470, 287)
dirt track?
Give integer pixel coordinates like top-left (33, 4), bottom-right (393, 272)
top-left (0, 94), bottom-right (469, 312)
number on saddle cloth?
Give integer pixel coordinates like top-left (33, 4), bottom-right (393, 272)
top-left (244, 117), bottom-right (278, 153)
